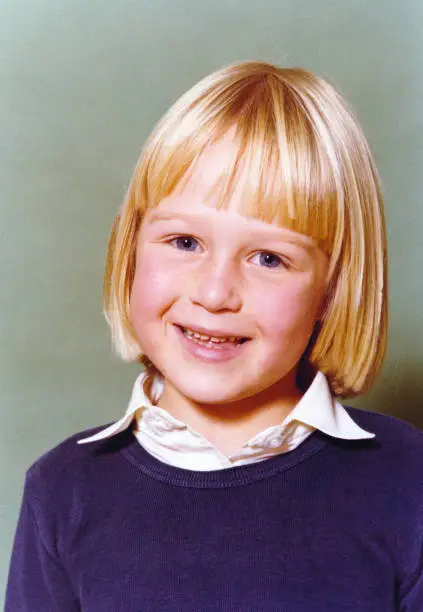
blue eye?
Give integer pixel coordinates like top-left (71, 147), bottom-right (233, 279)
top-left (254, 252), bottom-right (284, 269)
top-left (170, 236), bottom-right (200, 252)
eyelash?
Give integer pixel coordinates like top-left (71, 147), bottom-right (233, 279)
top-left (167, 235), bottom-right (289, 270)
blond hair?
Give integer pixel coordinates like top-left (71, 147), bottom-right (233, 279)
top-left (103, 61), bottom-right (388, 398)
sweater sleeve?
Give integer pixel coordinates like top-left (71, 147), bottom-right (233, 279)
top-left (5, 475), bottom-right (80, 612)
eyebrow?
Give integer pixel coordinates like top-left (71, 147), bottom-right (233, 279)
top-left (146, 210), bottom-right (316, 251)
top-left (147, 211), bottom-right (200, 224)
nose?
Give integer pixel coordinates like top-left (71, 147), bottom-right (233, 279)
top-left (189, 256), bottom-right (243, 313)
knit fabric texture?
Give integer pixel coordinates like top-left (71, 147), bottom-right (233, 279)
top-left (6, 406), bottom-right (423, 611)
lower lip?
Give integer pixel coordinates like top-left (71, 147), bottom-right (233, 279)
top-left (173, 325), bottom-right (250, 363)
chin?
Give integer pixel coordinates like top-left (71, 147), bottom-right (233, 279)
top-left (185, 389), bottom-right (239, 406)
top-left (170, 379), bottom-right (243, 405)
top-left (177, 374), bottom-right (270, 406)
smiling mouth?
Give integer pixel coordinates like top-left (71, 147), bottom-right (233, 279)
top-left (176, 325), bottom-right (250, 346)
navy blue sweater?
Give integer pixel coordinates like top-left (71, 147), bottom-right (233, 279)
top-left (5, 406), bottom-right (423, 611)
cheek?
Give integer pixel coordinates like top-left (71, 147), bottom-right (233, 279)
top-left (254, 279), bottom-right (323, 340)
top-left (129, 252), bottom-right (182, 324)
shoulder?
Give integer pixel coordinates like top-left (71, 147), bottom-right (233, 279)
top-left (344, 404), bottom-right (423, 444)
top-left (19, 424), bottom-right (134, 556)
top-left (28, 424), bottom-right (111, 471)
top-left (24, 424), bottom-right (132, 501)
top-left (343, 404), bottom-right (423, 469)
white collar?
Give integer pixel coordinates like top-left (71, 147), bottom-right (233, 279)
top-left (78, 371), bottom-right (375, 449)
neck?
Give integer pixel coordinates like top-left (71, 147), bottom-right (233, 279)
top-left (156, 371), bottom-right (304, 457)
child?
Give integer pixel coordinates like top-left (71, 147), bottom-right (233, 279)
top-left (6, 61), bottom-right (423, 611)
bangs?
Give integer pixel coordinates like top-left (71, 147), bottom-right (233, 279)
top-left (137, 70), bottom-right (345, 260)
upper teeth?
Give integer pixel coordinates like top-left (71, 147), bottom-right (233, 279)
top-left (184, 328), bottom-right (240, 343)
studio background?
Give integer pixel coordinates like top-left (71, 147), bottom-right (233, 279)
top-left (1, 0), bottom-right (422, 603)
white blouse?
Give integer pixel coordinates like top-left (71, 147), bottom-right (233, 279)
top-left (79, 371), bottom-right (375, 471)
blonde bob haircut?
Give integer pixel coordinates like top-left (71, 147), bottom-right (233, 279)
top-left (104, 61), bottom-right (387, 398)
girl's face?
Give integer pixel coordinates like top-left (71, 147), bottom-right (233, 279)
top-left (130, 133), bottom-right (329, 408)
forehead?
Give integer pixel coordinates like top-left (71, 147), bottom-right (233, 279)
top-left (171, 129), bottom-right (245, 211)
top-left (144, 204), bottom-right (321, 259)
top-left (147, 195), bottom-right (319, 258)
top-left (143, 124), bottom-right (335, 258)
top-left (151, 132), bottom-right (307, 243)
top-left (147, 133), bottom-right (321, 252)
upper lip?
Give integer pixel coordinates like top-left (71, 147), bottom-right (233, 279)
top-left (175, 323), bottom-right (250, 339)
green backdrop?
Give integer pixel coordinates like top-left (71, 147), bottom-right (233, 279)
top-left (2, 0), bottom-right (422, 603)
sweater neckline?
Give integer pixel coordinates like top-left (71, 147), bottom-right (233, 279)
top-left (120, 426), bottom-right (329, 488)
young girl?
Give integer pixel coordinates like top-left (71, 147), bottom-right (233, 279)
top-left (6, 61), bottom-right (423, 611)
